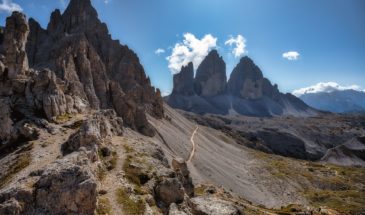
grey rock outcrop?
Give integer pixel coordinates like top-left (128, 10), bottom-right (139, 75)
top-left (3, 12), bottom-right (29, 79)
top-left (0, 151), bottom-right (97, 215)
top-left (194, 50), bottom-right (226, 97)
top-left (155, 178), bottom-right (185, 206)
top-left (172, 158), bottom-right (194, 197)
top-left (190, 196), bottom-right (240, 215)
top-left (62, 109), bottom-right (123, 155)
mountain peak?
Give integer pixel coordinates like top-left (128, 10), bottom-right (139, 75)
top-left (62, 0), bottom-right (99, 32)
top-left (194, 49), bottom-right (226, 96)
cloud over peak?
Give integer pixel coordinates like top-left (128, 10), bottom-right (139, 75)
top-left (155, 48), bottom-right (165, 55)
top-left (293, 82), bottom-right (363, 97)
top-left (282, 51), bottom-right (300, 60)
top-left (0, 0), bottom-right (22, 14)
top-left (225, 35), bottom-right (247, 58)
top-left (167, 33), bottom-right (217, 74)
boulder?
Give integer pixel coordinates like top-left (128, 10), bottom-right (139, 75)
top-left (172, 158), bottom-right (194, 197)
top-left (155, 178), bottom-right (185, 206)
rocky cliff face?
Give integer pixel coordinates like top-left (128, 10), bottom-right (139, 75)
top-left (0, 0), bottom-right (163, 144)
top-left (228, 56), bottom-right (279, 100)
top-left (167, 50), bottom-right (314, 116)
top-left (172, 62), bottom-right (195, 96)
top-left (194, 50), bottom-right (226, 97)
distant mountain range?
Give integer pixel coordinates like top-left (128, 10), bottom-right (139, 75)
top-left (166, 50), bottom-right (316, 117)
top-left (299, 90), bottom-right (365, 113)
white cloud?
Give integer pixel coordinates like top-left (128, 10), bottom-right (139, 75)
top-left (282, 51), bottom-right (300, 60)
top-left (293, 82), bottom-right (363, 97)
top-left (161, 90), bottom-right (171, 97)
top-left (167, 33), bottom-right (217, 74)
top-left (225, 35), bottom-right (247, 58)
top-left (155, 48), bottom-right (165, 55)
top-left (103, 0), bottom-right (110, 4)
top-left (0, 0), bottom-right (22, 14)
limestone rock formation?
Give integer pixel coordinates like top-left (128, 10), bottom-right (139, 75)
top-left (194, 50), bottom-right (226, 97)
top-left (62, 109), bottom-right (123, 156)
top-left (0, 0), bottom-right (164, 145)
top-left (172, 158), bottom-right (194, 197)
top-left (0, 151), bottom-right (97, 215)
top-left (172, 62), bottom-right (194, 96)
top-left (3, 12), bottom-right (29, 78)
top-left (155, 178), bottom-right (185, 206)
top-left (167, 51), bottom-right (315, 117)
top-left (25, 0), bottom-right (163, 135)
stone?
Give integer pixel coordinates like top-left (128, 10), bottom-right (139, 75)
top-left (172, 158), bottom-right (194, 197)
top-left (194, 50), bottom-right (226, 97)
top-left (190, 196), bottom-right (240, 215)
top-left (26, 69), bottom-right (68, 121)
top-left (155, 178), bottom-right (185, 206)
top-left (34, 152), bottom-right (97, 215)
top-left (169, 203), bottom-right (190, 215)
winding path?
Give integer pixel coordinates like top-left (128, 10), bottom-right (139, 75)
top-left (187, 126), bottom-right (199, 163)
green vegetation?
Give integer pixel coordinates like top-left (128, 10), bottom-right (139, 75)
top-left (116, 188), bottom-right (146, 215)
top-left (96, 197), bottom-right (113, 215)
top-left (56, 113), bottom-right (73, 122)
top-left (122, 155), bottom-right (150, 186)
top-left (252, 150), bottom-right (365, 214)
top-left (194, 185), bottom-right (206, 196)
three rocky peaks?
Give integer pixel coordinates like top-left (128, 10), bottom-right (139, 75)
top-left (0, 0), bottom-right (164, 148)
top-left (167, 50), bottom-right (314, 116)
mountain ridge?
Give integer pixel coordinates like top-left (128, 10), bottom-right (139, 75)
top-left (167, 50), bottom-right (315, 117)
top-left (300, 89), bottom-right (365, 113)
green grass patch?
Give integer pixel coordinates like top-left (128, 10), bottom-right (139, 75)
top-left (96, 197), bottom-right (114, 215)
top-left (122, 155), bottom-right (150, 186)
top-left (116, 188), bottom-right (146, 215)
top-left (252, 150), bottom-right (365, 213)
top-left (56, 113), bottom-right (73, 122)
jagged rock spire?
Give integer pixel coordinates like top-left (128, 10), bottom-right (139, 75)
top-left (172, 62), bottom-right (195, 96)
top-left (194, 50), bottom-right (226, 97)
top-left (4, 11), bottom-right (29, 78)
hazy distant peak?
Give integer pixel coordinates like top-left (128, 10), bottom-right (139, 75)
top-left (293, 82), bottom-right (363, 97)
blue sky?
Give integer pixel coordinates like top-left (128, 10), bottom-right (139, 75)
top-left (1, 0), bottom-right (364, 96)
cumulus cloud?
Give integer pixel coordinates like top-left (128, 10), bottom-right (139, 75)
top-left (0, 0), bottom-right (22, 14)
top-left (282, 51), bottom-right (300, 60)
top-left (225, 35), bottom-right (247, 58)
top-left (293, 82), bottom-right (363, 97)
top-left (155, 48), bottom-right (165, 55)
top-left (166, 33), bottom-right (217, 74)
